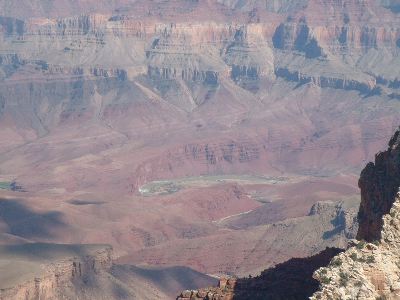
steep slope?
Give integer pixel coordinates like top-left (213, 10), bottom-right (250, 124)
top-left (0, 243), bottom-right (217, 300)
top-left (312, 128), bottom-right (400, 299)
top-left (124, 198), bottom-right (359, 276)
top-left (177, 248), bottom-right (342, 300)
top-left (357, 130), bottom-right (400, 242)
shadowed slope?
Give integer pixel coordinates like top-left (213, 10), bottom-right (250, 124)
top-left (232, 248), bottom-right (343, 300)
top-left (0, 198), bottom-right (65, 239)
top-left (177, 248), bottom-right (342, 300)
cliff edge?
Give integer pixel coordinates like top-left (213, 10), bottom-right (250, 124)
top-left (357, 129), bottom-right (400, 242)
top-left (312, 128), bottom-right (400, 299)
top-left (0, 243), bottom-right (114, 300)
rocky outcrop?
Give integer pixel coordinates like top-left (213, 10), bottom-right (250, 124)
top-left (0, 244), bottom-right (113, 300)
top-left (272, 20), bottom-right (325, 59)
top-left (312, 194), bottom-right (400, 300)
top-left (357, 128), bottom-right (400, 242)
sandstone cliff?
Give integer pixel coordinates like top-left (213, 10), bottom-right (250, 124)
top-left (2, 3), bottom-right (400, 299)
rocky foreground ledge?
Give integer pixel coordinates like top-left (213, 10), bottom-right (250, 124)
top-left (313, 128), bottom-right (400, 299)
top-left (313, 195), bottom-right (400, 299)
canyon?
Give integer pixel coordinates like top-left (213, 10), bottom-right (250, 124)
top-left (175, 127), bottom-right (400, 299)
top-left (0, 0), bottom-right (400, 298)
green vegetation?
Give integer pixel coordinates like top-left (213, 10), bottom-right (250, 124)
top-left (319, 268), bottom-right (328, 275)
top-left (356, 240), bottom-right (366, 249)
top-left (366, 255), bottom-right (375, 264)
top-left (339, 272), bottom-right (349, 287)
top-left (355, 280), bottom-right (363, 287)
top-left (320, 275), bottom-right (331, 284)
top-left (331, 258), bottom-right (342, 267)
top-left (0, 182), bottom-right (11, 190)
top-left (349, 252), bottom-right (357, 261)
top-left (354, 254), bottom-right (376, 264)
top-left (372, 240), bottom-right (380, 246)
top-left (139, 175), bottom-right (289, 197)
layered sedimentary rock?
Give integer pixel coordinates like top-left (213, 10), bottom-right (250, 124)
top-left (0, 244), bottom-right (113, 300)
top-left (0, 243), bottom-right (207, 299)
top-left (1, 0), bottom-right (400, 96)
top-left (130, 198), bottom-right (358, 276)
top-left (1, 2), bottom-right (400, 299)
top-left (357, 129), bottom-right (400, 242)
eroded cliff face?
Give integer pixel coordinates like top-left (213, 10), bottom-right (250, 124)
top-left (174, 199), bottom-right (358, 299)
top-left (1, 0), bottom-right (400, 99)
top-left (1, 3), bottom-right (400, 299)
top-left (0, 244), bottom-right (113, 300)
top-left (357, 129), bottom-right (400, 242)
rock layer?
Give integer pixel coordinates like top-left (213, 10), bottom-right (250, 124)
top-left (357, 129), bottom-right (400, 242)
top-left (0, 244), bottom-right (113, 300)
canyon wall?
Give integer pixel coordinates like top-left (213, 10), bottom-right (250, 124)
top-left (0, 244), bottom-right (113, 300)
top-left (357, 129), bottom-right (400, 242)
top-left (1, 0), bottom-right (400, 97)
top-left (312, 128), bottom-right (400, 299)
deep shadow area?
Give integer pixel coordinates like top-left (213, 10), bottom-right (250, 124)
top-left (232, 248), bottom-right (343, 300)
top-left (0, 198), bottom-right (65, 239)
top-left (357, 130), bottom-right (400, 242)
